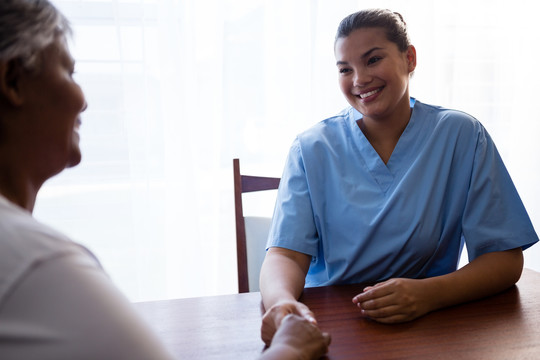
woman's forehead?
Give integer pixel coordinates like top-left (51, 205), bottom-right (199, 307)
top-left (337, 28), bottom-right (389, 47)
top-left (335, 28), bottom-right (393, 57)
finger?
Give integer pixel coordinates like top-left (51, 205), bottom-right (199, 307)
top-left (364, 311), bottom-right (411, 324)
top-left (353, 290), bottom-right (378, 304)
top-left (353, 286), bottom-right (378, 303)
top-left (261, 316), bottom-right (278, 345)
top-left (260, 320), bottom-right (275, 346)
top-left (261, 307), bottom-right (288, 345)
top-left (361, 303), bottom-right (403, 319)
top-left (304, 314), bottom-right (317, 324)
top-left (359, 291), bottom-right (399, 311)
top-left (322, 332), bottom-right (332, 347)
top-left (272, 306), bottom-right (295, 327)
top-left (298, 307), bottom-right (317, 324)
top-left (261, 330), bottom-right (273, 346)
top-left (362, 281), bottom-right (387, 292)
top-left (354, 283), bottom-right (393, 303)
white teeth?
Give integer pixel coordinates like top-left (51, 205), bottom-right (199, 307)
top-left (359, 88), bottom-right (381, 99)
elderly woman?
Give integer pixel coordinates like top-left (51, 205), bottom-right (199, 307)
top-left (0, 1), bottom-right (330, 359)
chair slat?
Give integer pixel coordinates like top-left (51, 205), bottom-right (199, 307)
top-left (233, 159), bottom-right (280, 293)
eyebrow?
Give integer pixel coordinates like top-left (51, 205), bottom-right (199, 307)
top-left (336, 47), bottom-right (384, 66)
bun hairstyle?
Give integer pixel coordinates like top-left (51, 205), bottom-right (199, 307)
top-left (335, 8), bottom-right (410, 52)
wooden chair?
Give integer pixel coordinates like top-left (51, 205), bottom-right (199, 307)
top-left (233, 158), bottom-right (280, 293)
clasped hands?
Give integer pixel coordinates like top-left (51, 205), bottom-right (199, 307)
top-left (262, 278), bottom-right (434, 344)
top-left (261, 301), bottom-right (331, 359)
top-left (261, 300), bottom-right (321, 346)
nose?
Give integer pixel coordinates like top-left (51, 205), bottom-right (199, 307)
top-left (353, 69), bottom-right (372, 87)
top-left (81, 100), bottom-right (88, 113)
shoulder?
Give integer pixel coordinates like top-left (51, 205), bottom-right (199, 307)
top-left (296, 107), bottom-right (353, 148)
top-left (0, 197), bottom-right (100, 305)
top-left (414, 100), bottom-right (487, 142)
top-left (0, 198), bottom-right (83, 255)
top-left (415, 101), bottom-right (481, 128)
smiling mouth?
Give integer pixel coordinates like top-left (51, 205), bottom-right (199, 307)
top-left (359, 87), bottom-right (383, 99)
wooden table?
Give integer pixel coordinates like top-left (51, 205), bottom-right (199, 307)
top-left (134, 269), bottom-right (540, 359)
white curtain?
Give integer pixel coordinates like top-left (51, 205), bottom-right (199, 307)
top-left (37, 0), bottom-right (540, 302)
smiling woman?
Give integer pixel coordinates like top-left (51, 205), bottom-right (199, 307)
top-left (259, 7), bottom-right (538, 344)
top-left (335, 27), bottom-right (415, 163)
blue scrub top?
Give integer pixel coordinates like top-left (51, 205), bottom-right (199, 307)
top-left (267, 99), bottom-right (538, 287)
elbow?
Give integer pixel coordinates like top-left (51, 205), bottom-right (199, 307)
top-left (506, 247), bottom-right (524, 286)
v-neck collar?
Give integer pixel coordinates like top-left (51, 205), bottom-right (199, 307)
top-left (348, 98), bottom-right (418, 193)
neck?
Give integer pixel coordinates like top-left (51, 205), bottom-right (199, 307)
top-left (0, 164), bottom-right (41, 213)
top-left (357, 96), bottom-right (413, 164)
top-left (359, 106), bottom-right (412, 144)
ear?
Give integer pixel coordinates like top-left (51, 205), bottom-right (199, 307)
top-left (0, 59), bottom-right (25, 106)
top-left (406, 45), bottom-right (417, 73)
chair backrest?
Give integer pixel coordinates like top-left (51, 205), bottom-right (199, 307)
top-left (233, 158), bottom-right (280, 293)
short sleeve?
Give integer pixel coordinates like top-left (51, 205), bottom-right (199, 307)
top-left (266, 139), bottom-right (319, 257)
top-left (462, 127), bottom-right (538, 260)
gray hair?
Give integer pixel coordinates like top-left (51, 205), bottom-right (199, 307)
top-left (0, 0), bottom-right (71, 71)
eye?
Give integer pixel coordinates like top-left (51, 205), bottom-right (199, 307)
top-left (338, 67), bottom-right (351, 75)
top-left (367, 56), bottom-right (382, 65)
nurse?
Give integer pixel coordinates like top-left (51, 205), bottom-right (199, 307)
top-left (259, 8), bottom-right (538, 345)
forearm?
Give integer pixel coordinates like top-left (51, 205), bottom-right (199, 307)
top-left (259, 247), bottom-right (310, 311)
top-left (424, 248), bottom-right (523, 311)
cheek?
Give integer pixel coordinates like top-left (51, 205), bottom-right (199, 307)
top-left (338, 77), bottom-right (350, 95)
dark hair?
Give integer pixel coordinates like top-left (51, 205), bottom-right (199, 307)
top-left (335, 9), bottom-right (410, 52)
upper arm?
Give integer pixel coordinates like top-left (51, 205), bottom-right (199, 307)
top-left (267, 141), bottom-right (319, 257)
top-left (462, 127), bottom-right (538, 259)
top-left (0, 253), bottom-right (173, 360)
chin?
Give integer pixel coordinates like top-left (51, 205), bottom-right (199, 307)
top-left (67, 157), bottom-right (82, 168)
top-left (66, 148), bottom-right (82, 168)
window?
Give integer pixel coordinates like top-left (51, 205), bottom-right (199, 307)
top-left (38, 0), bottom-right (540, 301)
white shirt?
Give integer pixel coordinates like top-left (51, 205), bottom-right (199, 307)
top-left (0, 195), bottom-right (173, 359)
